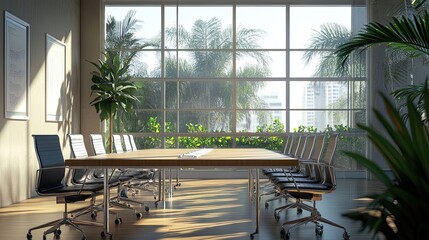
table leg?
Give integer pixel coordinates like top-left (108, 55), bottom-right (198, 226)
top-left (156, 168), bottom-right (163, 204)
top-left (250, 168), bottom-right (259, 239)
top-left (169, 168), bottom-right (173, 197)
top-left (103, 168), bottom-right (111, 238)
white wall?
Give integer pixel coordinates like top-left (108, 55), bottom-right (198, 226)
top-left (0, 0), bottom-right (81, 207)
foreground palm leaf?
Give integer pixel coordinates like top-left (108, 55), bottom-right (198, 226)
top-left (336, 11), bottom-right (429, 66)
top-left (343, 83), bottom-right (429, 239)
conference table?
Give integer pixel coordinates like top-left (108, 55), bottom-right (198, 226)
top-left (65, 148), bottom-right (298, 239)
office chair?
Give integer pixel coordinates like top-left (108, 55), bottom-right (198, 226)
top-left (109, 135), bottom-right (151, 216)
top-left (68, 134), bottom-right (122, 222)
top-left (125, 134), bottom-right (159, 201)
top-left (274, 134), bottom-right (350, 240)
top-left (27, 135), bottom-right (103, 240)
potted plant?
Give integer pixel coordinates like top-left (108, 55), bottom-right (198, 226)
top-left (88, 50), bottom-right (139, 152)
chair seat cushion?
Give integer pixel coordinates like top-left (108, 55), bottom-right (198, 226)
top-left (277, 182), bottom-right (332, 191)
top-left (272, 177), bottom-right (319, 184)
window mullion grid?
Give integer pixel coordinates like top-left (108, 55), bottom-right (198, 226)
top-left (285, 4), bottom-right (291, 133)
top-left (232, 2), bottom-right (237, 147)
top-left (161, 5), bottom-right (166, 148)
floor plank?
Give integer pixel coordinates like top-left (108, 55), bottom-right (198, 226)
top-left (0, 178), bottom-right (384, 240)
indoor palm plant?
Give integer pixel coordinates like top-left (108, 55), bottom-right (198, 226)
top-left (88, 50), bottom-right (139, 152)
top-left (335, 1), bottom-right (429, 238)
top-left (343, 86), bottom-right (429, 239)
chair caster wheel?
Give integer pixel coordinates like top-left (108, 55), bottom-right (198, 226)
top-left (154, 196), bottom-right (157, 200)
top-left (280, 228), bottom-right (290, 240)
top-left (274, 213), bottom-right (280, 221)
top-left (115, 217), bottom-right (122, 224)
top-left (26, 232), bottom-right (32, 240)
top-left (136, 212), bottom-right (143, 219)
top-left (265, 202), bottom-right (269, 208)
top-left (101, 231), bottom-right (112, 239)
top-left (145, 206), bottom-right (150, 212)
top-left (343, 231), bottom-right (351, 239)
top-left (297, 208), bottom-right (303, 214)
top-left (81, 237), bottom-right (87, 240)
top-left (91, 212), bottom-right (97, 219)
top-left (43, 235), bottom-right (47, 240)
top-left (54, 229), bottom-right (61, 236)
top-left (315, 226), bottom-right (323, 236)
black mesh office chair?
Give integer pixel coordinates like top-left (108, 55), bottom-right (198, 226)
top-left (275, 134), bottom-right (350, 240)
top-left (27, 135), bottom-right (103, 240)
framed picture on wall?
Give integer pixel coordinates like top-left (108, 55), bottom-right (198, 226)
top-left (45, 34), bottom-right (66, 122)
top-left (4, 11), bottom-right (30, 120)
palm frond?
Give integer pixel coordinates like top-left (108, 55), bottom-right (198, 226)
top-left (335, 12), bottom-right (429, 66)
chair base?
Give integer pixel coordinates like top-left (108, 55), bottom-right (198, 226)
top-left (280, 201), bottom-right (350, 240)
top-left (26, 210), bottom-right (103, 240)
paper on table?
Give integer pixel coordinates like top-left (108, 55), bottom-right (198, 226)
top-left (180, 148), bottom-right (213, 158)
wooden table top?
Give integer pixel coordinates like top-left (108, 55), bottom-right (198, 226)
top-left (65, 148), bottom-right (298, 168)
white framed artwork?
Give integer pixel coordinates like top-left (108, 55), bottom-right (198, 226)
top-left (45, 34), bottom-right (66, 122)
top-left (4, 11), bottom-right (30, 120)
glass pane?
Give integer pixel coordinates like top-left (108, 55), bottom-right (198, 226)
top-left (134, 80), bottom-right (162, 109)
top-left (178, 51), bottom-right (233, 78)
top-left (131, 51), bottom-right (161, 78)
top-left (237, 51), bottom-right (286, 77)
top-left (290, 6), bottom-right (352, 49)
top-left (290, 81), bottom-right (349, 109)
top-left (335, 132), bottom-right (367, 170)
top-left (179, 81), bottom-right (232, 109)
top-left (236, 135), bottom-right (284, 151)
top-left (179, 136), bottom-right (233, 148)
top-left (236, 81), bottom-right (285, 110)
top-left (236, 110), bottom-right (286, 132)
top-left (166, 81), bottom-right (178, 109)
top-left (105, 6), bottom-right (161, 48)
top-left (165, 6), bottom-right (178, 49)
top-left (236, 6), bottom-right (286, 49)
top-left (351, 81), bottom-right (367, 109)
top-left (179, 111), bottom-right (232, 133)
top-left (290, 50), bottom-right (342, 78)
top-left (290, 110), bottom-right (357, 132)
top-left (177, 6), bottom-right (232, 49)
top-left (166, 111), bottom-right (178, 133)
top-left (164, 51), bottom-right (177, 78)
top-left (114, 111), bottom-right (162, 133)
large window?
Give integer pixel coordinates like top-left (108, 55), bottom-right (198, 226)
top-left (105, 3), bottom-right (367, 171)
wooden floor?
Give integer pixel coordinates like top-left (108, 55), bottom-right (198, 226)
top-left (0, 178), bottom-right (384, 240)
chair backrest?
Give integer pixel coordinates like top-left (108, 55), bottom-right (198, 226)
top-left (321, 134), bottom-right (339, 165)
top-left (112, 134), bottom-right (124, 153)
top-left (290, 134), bottom-right (303, 157)
top-left (68, 134), bottom-right (90, 183)
top-left (295, 134), bottom-right (308, 159)
top-left (68, 134), bottom-right (88, 158)
top-left (32, 135), bottom-right (65, 193)
top-left (122, 135), bottom-right (133, 152)
top-left (89, 134), bottom-right (106, 155)
top-left (309, 134), bottom-right (325, 162)
top-left (301, 134), bottom-right (316, 160)
top-left (286, 135), bottom-right (299, 156)
top-left (129, 135), bottom-right (138, 151)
